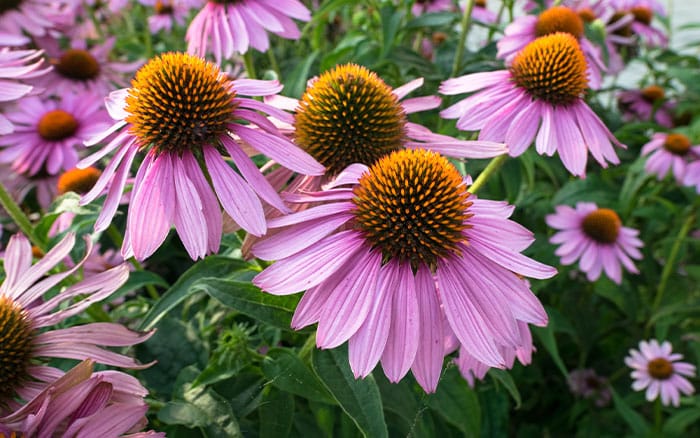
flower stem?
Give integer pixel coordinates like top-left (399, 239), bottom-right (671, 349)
top-left (651, 208), bottom-right (696, 314)
top-left (653, 398), bottom-right (663, 434)
top-left (243, 51), bottom-right (257, 80)
top-left (451, 0), bottom-right (476, 78)
top-left (0, 180), bottom-right (45, 251)
top-left (267, 49), bottom-right (281, 79)
top-left (467, 154), bottom-right (508, 194)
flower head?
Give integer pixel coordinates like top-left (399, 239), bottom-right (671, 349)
top-left (618, 85), bottom-right (675, 128)
top-left (568, 368), bottom-right (612, 407)
top-left (546, 202), bottom-right (643, 284)
top-left (625, 339), bottom-right (695, 407)
top-left (442, 33), bottom-right (625, 177)
top-left (140, 0), bottom-right (200, 34)
top-left (80, 52), bottom-right (323, 261)
top-left (186, 0), bottom-right (311, 63)
top-left (0, 0), bottom-right (71, 37)
top-left (252, 148), bottom-right (555, 392)
top-left (642, 133), bottom-right (700, 185)
top-left (0, 233), bottom-right (153, 414)
top-left (0, 47), bottom-right (49, 134)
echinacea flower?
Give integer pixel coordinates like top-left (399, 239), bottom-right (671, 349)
top-left (625, 339), bottom-right (695, 407)
top-left (0, 232), bottom-right (153, 415)
top-left (618, 85), bottom-right (674, 128)
top-left (496, 5), bottom-right (606, 88)
top-left (253, 148), bottom-right (556, 392)
top-left (546, 202), bottom-right (643, 284)
top-left (0, 47), bottom-right (49, 134)
top-left (139, 0), bottom-right (200, 34)
top-left (568, 368), bottom-right (612, 407)
top-left (186, 0), bottom-right (310, 63)
top-left (411, 0), bottom-right (454, 16)
top-left (0, 92), bottom-right (110, 176)
top-left (0, 360), bottom-right (163, 437)
top-left (642, 133), bottom-right (700, 185)
top-left (0, 0), bottom-right (71, 37)
top-left (79, 52), bottom-right (324, 261)
top-left (468, 0), bottom-right (497, 24)
top-left (441, 33), bottom-right (625, 177)
top-left (610, 0), bottom-right (667, 47)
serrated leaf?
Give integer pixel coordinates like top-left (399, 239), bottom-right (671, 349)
top-left (311, 346), bottom-right (388, 438)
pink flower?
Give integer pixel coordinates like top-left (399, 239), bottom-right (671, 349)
top-left (610, 0), bottom-right (668, 47)
top-left (0, 233), bottom-right (154, 415)
top-left (441, 33), bottom-right (625, 177)
top-left (568, 368), bottom-right (612, 407)
top-left (496, 5), bottom-right (606, 88)
top-left (468, 0), bottom-right (497, 24)
top-left (0, 92), bottom-right (111, 176)
top-left (412, 0), bottom-right (454, 16)
top-left (625, 339), bottom-right (695, 407)
top-left (0, 360), bottom-right (163, 437)
top-left (186, 0), bottom-right (311, 63)
top-left (0, 46), bottom-right (49, 134)
top-left (139, 0), bottom-right (201, 34)
top-left (79, 52), bottom-right (323, 261)
top-left (641, 133), bottom-right (700, 185)
top-left (253, 148), bottom-right (556, 392)
top-left (618, 85), bottom-right (675, 128)
top-left (546, 202), bottom-right (643, 284)
top-left (0, 0), bottom-right (73, 37)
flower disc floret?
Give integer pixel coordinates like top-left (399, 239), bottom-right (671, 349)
top-left (631, 6), bottom-right (653, 25)
top-left (0, 295), bottom-right (34, 401)
top-left (57, 167), bottom-right (102, 195)
top-left (647, 358), bottom-right (674, 380)
top-left (124, 52), bottom-right (236, 154)
top-left (641, 85), bottom-right (665, 102)
top-left (294, 63), bottom-right (407, 176)
top-left (54, 49), bottom-right (101, 81)
top-left (582, 208), bottom-right (621, 244)
top-left (511, 33), bottom-right (588, 106)
top-left (37, 109), bottom-right (79, 141)
top-left (663, 133), bottom-right (691, 155)
top-left (535, 6), bottom-right (585, 39)
top-left (352, 149), bottom-right (470, 269)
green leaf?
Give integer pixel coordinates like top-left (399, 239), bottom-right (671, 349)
top-left (533, 320), bottom-right (569, 378)
top-left (158, 401), bottom-right (209, 428)
top-left (404, 11), bottom-right (458, 29)
top-left (488, 369), bottom-right (521, 410)
top-left (259, 387), bottom-right (295, 438)
top-left (664, 407), bottom-right (700, 435)
top-left (428, 367), bottom-right (480, 436)
top-left (380, 4), bottom-right (404, 58)
top-left (610, 388), bottom-right (650, 436)
top-left (110, 270), bottom-right (169, 301)
top-left (311, 346), bottom-right (388, 438)
top-left (284, 50), bottom-right (319, 98)
top-left (139, 256), bottom-right (250, 331)
top-left (262, 348), bottom-right (334, 404)
top-left (192, 277), bottom-right (299, 330)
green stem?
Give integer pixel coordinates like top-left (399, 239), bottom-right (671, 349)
top-left (267, 49), bottom-right (281, 79)
top-left (651, 209), bottom-right (696, 314)
top-left (0, 180), bottom-right (45, 251)
top-left (298, 332), bottom-right (317, 363)
top-left (243, 51), bottom-right (257, 80)
top-left (467, 155), bottom-right (508, 194)
top-left (653, 398), bottom-right (663, 434)
top-left (450, 0), bottom-right (476, 78)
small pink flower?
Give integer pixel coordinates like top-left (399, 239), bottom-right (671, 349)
top-left (568, 368), bottom-right (612, 407)
top-left (253, 149), bottom-right (555, 392)
top-left (641, 133), bottom-right (700, 185)
top-left (412, 0), bottom-right (454, 16)
top-left (186, 0), bottom-right (311, 63)
top-left (0, 0), bottom-right (73, 37)
top-left (0, 46), bottom-right (50, 134)
top-left (139, 0), bottom-right (201, 34)
top-left (618, 85), bottom-right (675, 128)
top-left (0, 92), bottom-right (110, 176)
top-left (546, 202), bottom-right (643, 284)
top-left (610, 0), bottom-right (668, 47)
top-left (442, 33), bottom-right (625, 177)
top-left (625, 339), bottom-right (695, 407)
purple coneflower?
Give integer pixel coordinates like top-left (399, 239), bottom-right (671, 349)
top-left (411, 0), bottom-right (454, 16)
top-left (618, 85), bottom-right (674, 128)
top-left (496, 5), bottom-right (606, 88)
top-left (568, 368), bottom-right (612, 407)
top-left (468, 0), bottom-right (497, 24)
top-left (0, 232), bottom-right (153, 415)
top-left (625, 339), bottom-right (695, 407)
top-left (140, 0), bottom-right (200, 34)
top-left (186, 0), bottom-right (310, 63)
top-left (441, 33), bottom-right (625, 177)
top-left (0, 92), bottom-right (110, 176)
top-left (642, 133), bottom-right (700, 185)
top-left (610, 0), bottom-right (667, 47)
top-left (252, 148), bottom-right (556, 392)
top-left (0, 46), bottom-right (49, 134)
top-left (546, 202), bottom-right (643, 284)
top-left (0, 0), bottom-right (72, 37)
top-left (79, 52), bottom-right (323, 261)
top-left (0, 360), bottom-right (163, 437)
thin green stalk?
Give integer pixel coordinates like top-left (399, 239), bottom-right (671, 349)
top-left (467, 155), bottom-right (508, 194)
top-left (243, 51), bottom-right (257, 80)
top-left (298, 332), bottom-right (317, 363)
top-left (651, 209), bottom-right (696, 313)
top-left (0, 181), bottom-right (45, 251)
top-left (267, 49), bottom-right (281, 78)
top-left (653, 398), bottom-right (663, 435)
top-left (450, 0), bottom-right (476, 78)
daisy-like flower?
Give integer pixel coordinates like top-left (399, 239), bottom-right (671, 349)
top-left (186, 0), bottom-right (311, 63)
top-left (609, 0), bottom-right (667, 47)
top-left (79, 52), bottom-right (323, 261)
top-left (411, 0), bottom-right (454, 16)
top-left (34, 37), bottom-right (142, 97)
top-left (618, 85), bottom-right (674, 128)
top-left (252, 148), bottom-right (556, 392)
top-left (0, 232), bottom-right (153, 415)
top-left (625, 339), bottom-right (695, 407)
top-left (0, 0), bottom-right (72, 37)
top-left (642, 133), bottom-right (700, 185)
top-left (0, 46), bottom-right (49, 135)
top-left (468, 0), bottom-right (497, 25)
top-left (441, 33), bottom-right (625, 177)
top-left (546, 202), bottom-right (643, 284)
top-left (140, 0), bottom-right (200, 34)
top-left (0, 92), bottom-right (110, 176)
top-left (568, 368), bottom-right (612, 407)
top-left (496, 5), bottom-right (606, 88)
top-left (0, 360), bottom-right (163, 437)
